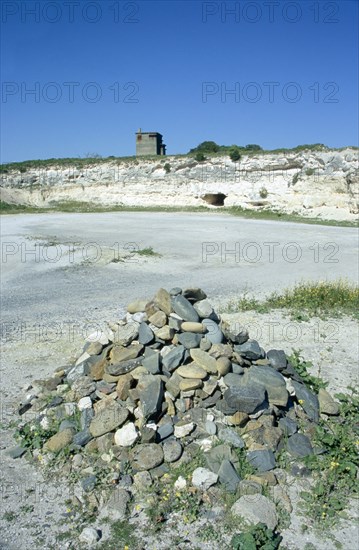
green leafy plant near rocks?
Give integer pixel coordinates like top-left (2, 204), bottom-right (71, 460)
top-left (288, 350), bottom-right (328, 393)
top-left (231, 523), bottom-right (282, 549)
top-left (299, 386), bottom-right (359, 525)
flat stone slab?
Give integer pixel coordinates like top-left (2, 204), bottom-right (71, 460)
top-left (223, 383), bottom-right (266, 415)
top-left (130, 443), bottom-right (164, 471)
top-left (231, 494), bottom-right (278, 530)
top-left (89, 402), bottom-right (129, 437)
top-left (247, 449), bottom-right (277, 472)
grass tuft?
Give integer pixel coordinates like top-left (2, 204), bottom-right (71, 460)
top-left (226, 280), bottom-right (359, 319)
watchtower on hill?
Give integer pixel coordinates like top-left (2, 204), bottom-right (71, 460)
top-left (136, 129), bottom-right (166, 156)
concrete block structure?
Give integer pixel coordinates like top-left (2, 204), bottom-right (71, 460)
top-left (136, 129), bottom-right (166, 156)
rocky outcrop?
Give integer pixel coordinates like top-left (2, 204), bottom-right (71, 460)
top-left (1, 149), bottom-right (358, 220)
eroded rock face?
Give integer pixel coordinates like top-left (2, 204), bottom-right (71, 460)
top-left (2, 150), bottom-right (357, 221)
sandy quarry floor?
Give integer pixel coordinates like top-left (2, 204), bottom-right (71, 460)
top-left (1, 212), bottom-right (358, 549)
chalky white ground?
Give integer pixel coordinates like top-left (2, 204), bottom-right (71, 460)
top-left (1, 213), bottom-right (358, 549)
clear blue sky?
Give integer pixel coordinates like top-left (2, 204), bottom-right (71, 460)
top-left (1, 0), bottom-right (358, 162)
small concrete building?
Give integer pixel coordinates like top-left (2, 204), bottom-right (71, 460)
top-left (136, 129), bottom-right (166, 156)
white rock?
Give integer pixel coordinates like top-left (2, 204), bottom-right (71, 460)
top-left (174, 422), bottom-right (195, 438)
top-left (114, 422), bottom-right (138, 446)
top-left (78, 396), bottom-right (92, 411)
top-left (40, 416), bottom-right (50, 430)
top-left (75, 351), bottom-right (90, 366)
top-left (174, 476), bottom-right (187, 490)
top-left (79, 526), bottom-right (100, 545)
top-left (192, 467), bottom-right (218, 490)
top-left (231, 494), bottom-right (278, 530)
top-left (198, 438), bottom-right (215, 452)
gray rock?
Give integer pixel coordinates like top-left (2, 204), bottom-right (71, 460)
top-left (234, 340), bottom-right (263, 361)
top-left (205, 420), bottom-right (217, 435)
top-left (115, 322), bottom-right (139, 346)
top-left (194, 299), bottom-right (214, 319)
top-left (89, 401), bottom-right (129, 437)
top-left (130, 443), bottom-right (164, 471)
top-left (267, 349), bottom-right (287, 371)
top-left (238, 479), bottom-right (262, 496)
top-left (231, 494), bottom-right (278, 530)
top-left (142, 351), bottom-right (161, 374)
top-left (247, 365), bottom-right (288, 407)
top-left (169, 287), bottom-right (182, 296)
top-left (223, 373), bottom-right (244, 388)
top-left (218, 427), bottom-right (245, 448)
top-left (157, 422), bottom-right (174, 441)
top-left (202, 318), bottom-right (223, 344)
top-left (106, 357), bottom-right (142, 376)
top-left (100, 488), bottom-right (131, 521)
top-left (287, 433), bottom-right (313, 457)
top-left (192, 467), bottom-right (218, 490)
top-left (247, 450), bottom-right (276, 472)
top-left (163, 439), bottom-right (183, 462)
top-left (318, 388), bottom-right (340, 415)
top-left (6, 446), bottom-right (26, 459)
top-left (137, 374), bottom-right (164, 420)
top-left (81, 475), bottom-right (97, 493)
top-left (59, 419), bottom-right (76, 432)
top-left (205, 443), bottom-right (235, 474)
top-left (178, 332), bottom-right (202, 349)
top-left (66, 362), bottom-right (90, 385)
top-left (172, 295), bottom-right (200, 322)
top-left (221, 321), bottom-right (249, 345)
top-left (138, 322), bottom-right (155, 345)
top-left (278, 417), bottom-right (298, 436)
top-left (292, 381), bottom-right (320, 422)
top-left (218, 459), bottom-right (241, 492)
top-left (162, 345), bottom-right (185, 372)
top-left (223, 383), bottom-right (266, 414)
top-left (80, 407), bottom-right (94, 430)
top-left (79, 527), bottom-right (101, 545)
top-left (183, 287), bottom-right (207, 302)
top-left (231, 363), bottom-right (244, 375)
top-left (73, 430), bottom-right (93, 447)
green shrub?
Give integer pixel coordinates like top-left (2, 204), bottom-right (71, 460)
top-left (259, 187), bottom-right (268, 198)
top-left (164, 163), bottom-right (171, 173)
top-left (305, 168), bottom-right (315, 176)
top-left (229, 148), bottom-right (241, 162)
top-left (195, 152), bottom-right (206, 162)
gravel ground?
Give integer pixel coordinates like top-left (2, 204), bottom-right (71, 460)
top-left (1, 213), bottom-right (358, 549)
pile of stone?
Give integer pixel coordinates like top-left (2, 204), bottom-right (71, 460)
top-left (15, 287), bottom-right (340, 499)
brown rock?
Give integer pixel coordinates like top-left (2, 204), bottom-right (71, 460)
top-left (209, 344), bottom-right (233, 359)
top-left (110, 343), bottom-right (143, 364)
top-left (156, 326), bottom-right (174, 341)
top-left (44, 428), bottom-right (74, 453)
top-left (153, 288), bottom-right (172, 316)
top-left (181, 322), bottom-right (204, 333)
top-left (227, 411), bottom-right (249, 427)
top-left (127, 299), bottom-right (148, 313)
top-left (216, 356), bottom-right (231, 376)
top-left (89, 358), bottom-right (107, 381)
top-left (179, 378), bottom-right (203, 391)
top-left (116, 373), bottom-right (135, 400)
top-left (149, 310), bottom-right (167, 328)
top-left (87, 341), bottom-right (103, 356)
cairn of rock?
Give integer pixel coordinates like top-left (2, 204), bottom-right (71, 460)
top-left (16, 287), bottom-right (340, 503)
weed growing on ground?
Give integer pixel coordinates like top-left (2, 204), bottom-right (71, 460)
top-left (299, 387), bottom-right (359, 525)
top-left (288, 349), bottom-right (328, 392)
top-left (230, 522), bottom-right (282, 549)
top-left (224, 280), bottom-right (359, 319)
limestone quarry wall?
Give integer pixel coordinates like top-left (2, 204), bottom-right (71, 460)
top-left (1, 149), bottom-right (358, 220)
